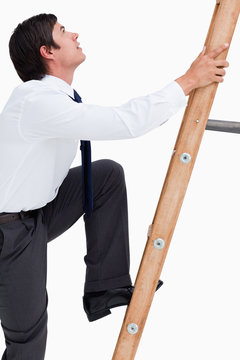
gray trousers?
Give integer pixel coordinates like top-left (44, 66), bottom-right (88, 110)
top-left (0, 159), bottom-right (132, 359)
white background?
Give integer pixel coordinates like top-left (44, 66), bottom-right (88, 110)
top-left (1, 0), bottom-right (240, 359)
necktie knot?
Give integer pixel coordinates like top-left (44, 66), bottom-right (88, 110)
top-left (73, 89), bottom-right (82, 103)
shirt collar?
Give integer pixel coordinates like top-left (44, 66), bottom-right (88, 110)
top-left (40, 74), bottom-right (75, 98)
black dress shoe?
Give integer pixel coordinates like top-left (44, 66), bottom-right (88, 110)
top-left (83, 279), bottom-right (163, 322)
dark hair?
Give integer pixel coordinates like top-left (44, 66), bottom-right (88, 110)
top-left (9, 13), bottom-right (61, 82)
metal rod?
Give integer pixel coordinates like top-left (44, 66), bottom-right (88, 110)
top-left (206, 119), bottom-right (240, 134)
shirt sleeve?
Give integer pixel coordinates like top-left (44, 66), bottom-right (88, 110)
top-left (20, 80), bottom-right (187, 142)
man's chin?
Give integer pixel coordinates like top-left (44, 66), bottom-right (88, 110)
top-left (74, 55), bottom-right (86, 70)
top-left (79, 54), bottom-right (86, 65)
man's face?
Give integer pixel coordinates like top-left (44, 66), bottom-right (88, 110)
top-left (50, 21), bottom-right (86, 70)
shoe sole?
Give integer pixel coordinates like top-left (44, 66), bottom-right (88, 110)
top-left (87, 308), bottom-right (111, 322)
top-left (85, 279), bottom-right (164, 322)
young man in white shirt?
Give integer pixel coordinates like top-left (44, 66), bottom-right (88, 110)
top-left (0, 13), bottom-right (229, 360)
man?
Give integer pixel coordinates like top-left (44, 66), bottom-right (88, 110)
top-left (0, 13), bottom-right (229, 360)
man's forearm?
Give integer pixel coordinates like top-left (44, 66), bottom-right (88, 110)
top-left (174, 75), bottom-right (196, 96)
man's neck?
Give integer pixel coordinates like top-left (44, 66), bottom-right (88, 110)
top-left (47, 70), bottom-right (74, 86)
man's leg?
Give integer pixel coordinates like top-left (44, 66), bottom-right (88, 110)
top-left (41, 159), bottom-right (132, 293)
top-left (0, 210), bottom-right (48, 360)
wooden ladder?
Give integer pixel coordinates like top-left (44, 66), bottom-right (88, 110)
top-left (112, 0), bottom-right (240, 358)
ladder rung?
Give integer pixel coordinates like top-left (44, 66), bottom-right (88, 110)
top-left (206, 119), bottom-right (240, 134)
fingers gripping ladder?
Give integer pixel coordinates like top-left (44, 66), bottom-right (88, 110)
top-left (112, 1), bottom-right (240, 359)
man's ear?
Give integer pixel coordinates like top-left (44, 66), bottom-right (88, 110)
top-left (40, 45), bottom-right (54, 60)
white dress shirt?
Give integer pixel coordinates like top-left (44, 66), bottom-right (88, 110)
top-left (0, 74), bottom-right (187, 212)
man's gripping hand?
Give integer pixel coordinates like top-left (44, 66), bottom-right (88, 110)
top-left (175, 43), bottom-right (230, 96)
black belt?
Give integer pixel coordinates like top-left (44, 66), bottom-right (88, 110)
top-left (0, 210), bottom-right (33, 225)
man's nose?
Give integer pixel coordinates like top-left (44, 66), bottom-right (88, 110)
top-left (72, 32), bottom-right (79, 40)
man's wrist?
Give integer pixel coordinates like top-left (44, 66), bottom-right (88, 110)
top-left (174, 74), bottom-right (196, 96)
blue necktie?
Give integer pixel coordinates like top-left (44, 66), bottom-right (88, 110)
top-left (69, 89), bottom-right (93, 219)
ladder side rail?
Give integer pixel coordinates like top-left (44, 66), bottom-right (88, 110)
top-left (112, 1), bottom-right (240, 359)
